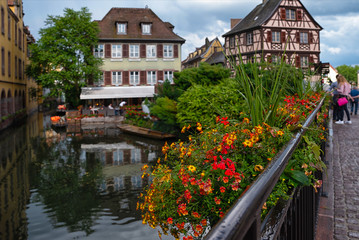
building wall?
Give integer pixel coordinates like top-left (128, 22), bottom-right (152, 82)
top-left (224, 0), bottom-right (321, 70)
top-left (0, 0), bottom-right (37, 129)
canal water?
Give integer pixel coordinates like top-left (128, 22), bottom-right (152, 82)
top-left (0, 112), bottom-right (174, 240)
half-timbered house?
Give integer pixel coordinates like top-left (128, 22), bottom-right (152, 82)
top-left (223, 0), bottom-right (322, 70)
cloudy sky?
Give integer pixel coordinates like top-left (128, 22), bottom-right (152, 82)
top-left (23, 0), bottom-right (359, 68)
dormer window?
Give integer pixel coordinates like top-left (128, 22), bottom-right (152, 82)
top-left (117, 22), bottom-right (127, 34)
top-left (142, 23), bottom-right (151, 35)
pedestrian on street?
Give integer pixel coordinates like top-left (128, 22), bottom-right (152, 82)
top-left (335, 74), bottom-right (353, 124)
top-left (350, 86), bottom-right (359, 115)
top-left (328, 80), bottom-right (339, 121)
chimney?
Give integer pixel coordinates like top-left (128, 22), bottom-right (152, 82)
top-left (205, 37), bottom-right (210, 48)
top-left (230, 18), bottom-right (242, 29)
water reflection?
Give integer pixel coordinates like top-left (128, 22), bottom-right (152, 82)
top-left (0, 113), bottom-right (174, 240)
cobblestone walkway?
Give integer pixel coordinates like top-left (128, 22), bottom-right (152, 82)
top-left (332, 112), bottom-right (359, 240)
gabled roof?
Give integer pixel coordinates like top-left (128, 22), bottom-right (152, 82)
top-left (205, 51), bottom-right (225, 65)
top-left (223, 0), bottom-right (322, 37)
top-left (182, 37), bottom-right (223, 64)
top-left (96, 7), bottom-right (185, 43)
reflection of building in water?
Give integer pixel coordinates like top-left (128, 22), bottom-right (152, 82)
top-left (0, 108), bottom-right (44, 239)
top-left (81, 142), bottom-right (158, 165)
top-left (0, 125), bottom-right (30, 239)
top-left (81, 141), bottom-right (158, 193)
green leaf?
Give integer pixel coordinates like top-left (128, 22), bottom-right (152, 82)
top-left (290, 170), bottom-right (310, 186)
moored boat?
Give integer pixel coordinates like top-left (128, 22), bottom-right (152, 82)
top-left (118, 124), bottom-right (175, 140)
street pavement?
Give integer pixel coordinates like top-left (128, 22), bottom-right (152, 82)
top-left (316, 109), bottom-right (359, 240)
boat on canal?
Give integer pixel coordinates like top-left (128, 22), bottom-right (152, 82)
top-left (118, 124), bottom-right (175, 140)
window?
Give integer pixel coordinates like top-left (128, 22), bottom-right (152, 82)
top-left (163, 45), bottom-right (173, 58)
top-left (300, 32), bottom-right (308, 44)
top-left (14, 56), bottom-right (17, 78)
top-left (286, 9), bottom-right (296, 20)
top-left (1, 47), bottom-right (4, 76)
top-left (147, 71), bottom-right (157, 85)
top-left (301, 56), bottom-right (309, 67)
top-left (18, 29), bottom-right (21, 49)
top-left (164, 71), bottom-right (173, 83)
top-left (130, 45), bottom-right (139, 58)
top-left (112, 72), bottom-right (122, 85)
top-left (117, 23), bottom-right (127, 34)
top-left (8, 51), bottom-right (10, 77)
top-left (146, 45), bottom-right (156, 58)
top-left (15, 24), bottom-right (17, 46)
top-left (130, 71), bottom-right (139, 85)
top-left (229, 37), bottom-right (235, 48)
top-left (112, 44), bottom-right (122, 58)
top-left (272, 55), bottom-right (280, 64)
top-left (94, 45), bottom-right (104, 58)
top-left (18, 58), bottom-right (22, 79)
top-left (142, 23), bottom-right (151, 35)
top-left (246, 32), bottom-right (253, 45)
top-left (8, 14), bottom-right (10, 39)
top-left (272, 31), bottom-right (281, 43)
top-left (1, 7), bottom-right (4, 35)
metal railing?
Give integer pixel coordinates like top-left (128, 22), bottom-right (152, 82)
top-left (205, 96), bottom-right (326, 240)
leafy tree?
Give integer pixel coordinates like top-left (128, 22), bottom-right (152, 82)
top-left (176, 78), bottom-right (243, 127)
top-left (26, 8), bottom-right (102, 108)
top-left (337, 65), bottom-right (359, 83)
top-left (155, 79), bottom-right (181, 101)
top-left (174, 62), bottom-right (231, 92)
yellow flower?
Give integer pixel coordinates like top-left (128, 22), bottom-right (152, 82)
top-left (254, 165), bottom-right (264, 172)
top-left (277, 130), bottom-right (284, 136)
top-left (242, 139), bottom-right (253, 147)
top-left (148, 204), bottom-right (154, 212)
top-left (181, 126), bottom-right (186, 133)
top-left (188, 165), bottom-right (196, 172)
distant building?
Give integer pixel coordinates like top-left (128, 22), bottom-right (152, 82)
top-left (80, 7), bottom-right (185, 106)
top-left (0, 0), bottom-right (37, 131)
top-left (223, 0), bottom-right (322, 70)
top-left (182, 37), bottom-right (225, 69)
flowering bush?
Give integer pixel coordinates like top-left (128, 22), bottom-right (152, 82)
top-left (124, 110), bottom-right (153, 129)
top-left (138, 92), bottom-right (328, 239)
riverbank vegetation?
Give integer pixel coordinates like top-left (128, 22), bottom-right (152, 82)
top-left (138, 58), bottom-right (329, 239)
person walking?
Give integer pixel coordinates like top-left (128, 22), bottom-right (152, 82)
top-left (328, 80), bottom-right (339, 121)
top-left (350, 85), bottom-right (359, 115)
top-left (335, 74), bottom-right (353, 124)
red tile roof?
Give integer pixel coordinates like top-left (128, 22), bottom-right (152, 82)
top-left (96, 8), bottom-right (185, 43)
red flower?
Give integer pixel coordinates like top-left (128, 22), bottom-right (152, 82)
top-left (201, 219), bottom-right (207, 226)
top-left (167, 217), bottom-right (173, 224)
top-left (220, 186), bottom-right (226, 193)
top-left (214, 197), bottom-right (221, 205)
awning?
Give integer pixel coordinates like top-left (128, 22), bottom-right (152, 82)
top-left (80, 86), bottom-right (155, 100)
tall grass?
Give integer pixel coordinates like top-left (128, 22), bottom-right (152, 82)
top-left (226, 45), bottom-right (315, 127)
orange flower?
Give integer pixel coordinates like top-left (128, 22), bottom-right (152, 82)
top-left (214, 197), bottom-right (221, 205)
top-left (222, 176), bottom-right (229, 183)
top-left (220, 186), bottom-right (226, 193)
top-left (195, 224), bottom-right (203, 234)
top-left (201, 219), bottom-right (207, 226)
top-left (167, 217), bottom-right (173, 224)
top-left (192, 212), bottom-right (201, 218)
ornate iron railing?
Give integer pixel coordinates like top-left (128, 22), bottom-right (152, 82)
top-left (205, 96), bottom-right (327, 240)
